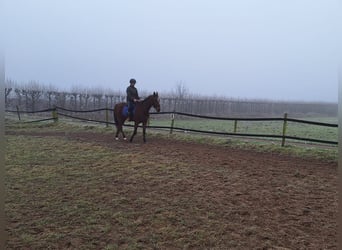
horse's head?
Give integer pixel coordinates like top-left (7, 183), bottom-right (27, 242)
top-left (152, 92), bottom-right (161, 112)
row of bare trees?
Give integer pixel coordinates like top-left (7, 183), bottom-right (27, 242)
top-left (5, 80), bottom-right (126, 111)
top-left (5, 80), bottom-right (337, 117)
top-left (6, 88), bottom-right (127, 111)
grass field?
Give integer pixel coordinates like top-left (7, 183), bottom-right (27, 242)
top-left (6, 135), bottom-right (124, 248)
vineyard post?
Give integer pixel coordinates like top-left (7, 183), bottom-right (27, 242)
top-left (234, 120), bottom-right (238, 133)
top-left (52, 106), bottom-right (58, 122)
top-left (16, 105), bottom-right (21, 121)
top-left (170, 111), bottom-right (175, 134)
top-left (281, 112), bottom-right (288, 147)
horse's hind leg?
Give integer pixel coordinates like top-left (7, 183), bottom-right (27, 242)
top-left (115, 125), bottom-right (121, 140)
top-left (115, 125), bottom-right (127, 140)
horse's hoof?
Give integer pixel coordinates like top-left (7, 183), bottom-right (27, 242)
top-left (123, 137), bottom-right (127, 141)
top-left (115, 137), bottom-right (119, 141)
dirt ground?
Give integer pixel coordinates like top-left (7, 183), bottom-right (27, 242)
top-left (6, 130), bottom-right (338, 249)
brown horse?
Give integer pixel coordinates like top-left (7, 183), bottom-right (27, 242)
top-left (113, 92), bottom-right (161, 142)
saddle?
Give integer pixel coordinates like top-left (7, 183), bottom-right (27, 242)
top-left (122, 105), bottom-right (135, 117)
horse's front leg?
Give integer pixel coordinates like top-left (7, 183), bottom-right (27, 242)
top-left (121, 121), bottom-right (127, 140)
top-left (129, 123), bottom-right (138, 142)
top-left (142, 122), bottom-right (147, 143)
top-left (121, 129), bottom-right (127, 140)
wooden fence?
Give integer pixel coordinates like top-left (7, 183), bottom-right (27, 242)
top-left (5, 106), bottom-right (338, 146)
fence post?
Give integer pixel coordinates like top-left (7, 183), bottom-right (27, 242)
top-left (16, 105), bottom-right (21, 121)
top-left (105, 106), bottom-right (109, 127)
top-left (170, 111), bottom-right (175, 134)
top-left (234, 120), bottom-right (238, 133)
top-left (52, 106), bottom-right (58, 122)
top-left (281, 112), bottom-right (288, 147)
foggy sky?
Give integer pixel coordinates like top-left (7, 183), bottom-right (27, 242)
top-left (4, 0), bottom-right (340, 102)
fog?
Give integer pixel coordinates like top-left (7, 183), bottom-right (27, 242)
top-left (4, 0), bottom-right (340, 102)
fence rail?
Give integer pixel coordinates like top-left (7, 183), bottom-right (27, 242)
top-left (5, 106), bottom-right (338, 146)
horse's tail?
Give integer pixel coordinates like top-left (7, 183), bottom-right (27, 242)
top-left (113, 102), bottom-right (126, 127)
top-left (113, 106), bottom-right (119, 126)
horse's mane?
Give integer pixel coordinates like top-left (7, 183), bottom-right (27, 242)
top-left (142, 92), bottom-right (158, 104)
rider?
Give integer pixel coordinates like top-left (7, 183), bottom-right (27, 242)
top-left (126, 78), bottom-right (140, 121)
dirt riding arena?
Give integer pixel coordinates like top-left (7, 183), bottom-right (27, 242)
top-left (6, 130), bottom-right (338, 249)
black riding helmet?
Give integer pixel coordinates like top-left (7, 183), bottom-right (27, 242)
top-left (129, 78), bottom-right (136, 84)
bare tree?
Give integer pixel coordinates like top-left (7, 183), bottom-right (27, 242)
top-left (5, 80), bottom-right (13, 108)
top-left (28, 89), bottom-right (42, 111)
top-left (105, 95), bottom-right (110, 108)
top-left (43, 84), bottom-right (58, 108)
top-left (87, 87), bottom-right (104, 109)
top-left (92, 94), bottom-right (103, 108)
top-left (70, 85), bottom-right (88, 109)
top-left (173, 81), bottom-right (189, 99)
top-left (20, 89), bottom-right (29, 110)
top-left (5, 79), bottom-right (14, 108)
top-left (5, 88), bottom-right (12, 108)
top-left (46, 91), bottom-right (55, 108)
top-left (70, 92), bottom-right (78, 109)
top-left (25, 81), bottom-right (44, 111)
top-left (14, 88), bottom-right (22, 108)
top-left (83, 93), bottom-right (90, 109)
top-left (55, 92), bottom-right (67, 107)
